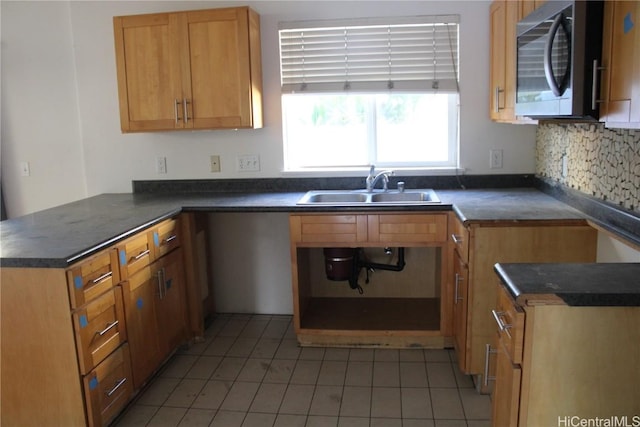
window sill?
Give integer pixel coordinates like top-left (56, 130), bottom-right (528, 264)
top-left (281, 167), bottom-right (465, 178)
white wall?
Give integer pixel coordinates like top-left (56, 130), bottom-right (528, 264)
top-left (1, 0), bottom-right (536, 218)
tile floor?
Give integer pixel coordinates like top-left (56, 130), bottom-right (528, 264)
top-left (114, 314), bottom-right (491, 427)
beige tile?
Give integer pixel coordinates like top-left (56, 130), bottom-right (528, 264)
top-left (136, 377), bottom-right (179, 406)
top-left (401, 387), bottom-right (432, 419)
top-left (204, 336), bottom-right (236, 356)
top-left (177, 408), bottom-right (216, 427)
top-left (403, 420), bottom-right (435, 427)
top-left (273, 413), bottom-right (307, 427)
top-left (242, 412), bottom-right (277, 427)
top-left (290, 360), bottom-right (322, 384)
top-left (300, 347), bottom-right (326, 360)
top-left (431, 388), bottom-right (465, 420)
top-left (250, 338), bottom-right (281, 359)
top-left (399, 349), bottom-right (425, 362)
top-left (284, 322), bottom-right (297, 339)
top-left (220, 381), bottom-right (260, 412)
top-left (306, 415), bottom-right (339, 427)
top-left (191, 380), bottom-right (231, 410)
top-left (239, 318), bottom-right (269, 338)
top-left (115, 404), bottom-right (158, 426)
top-left (264, 359), bottom-right (296, 384)
top-left (227, 337), bottom-right (258, 358)
top-left (423, 349), bottom-right (451, 362)
top-left (309, 385), bottom-right (343, 416)
top-left (279, 384), bottom-right (315, 415)
top-left (458, 388), bottom-right (491, 420)
top-left (400, 362), bottom-right (428, 387)
top-left (205, 315), bottom-right (230, 337)
top-left (209, 410), bottom-right (245, 427)
top-left (434, 420), bottom-right (467, 427)
top-left (371, 387), bottom-right (401, 418)
top-left (349, 349), bottom-right (374, 361)
top-left (147, 406), bottom-right (187, 427)
top-left (185, 356), bottom-right (222, 380)
top-left (324, 348), bottom-right (350, 361)
top-left (337, 416), bottom-right (370, 427)
top-left (452, 365), bottom-right (475, 389)
top-left (263, 318), bottom-right (291, 339)
top-left (178, 340), bottom-right (209, 356)
top-left (164, 378), bottom-right (206, 408)
top-left (317, 360), bottom-right (347, 386)
top-left (339, 386), bottom-right (371, 418)
top-left (466, 420), bottom-right (491, 427)
top-left (275, 339), bottom-right (301, 360)
top-left (218, 318), bottom-right (249, 337)
top-left (427, 362), bottom-right (457, 388)
top-left (211, 357), bottom-right (246, 381)
top-left (374, 349), bottom-right (399, 362)
top-left (161, 355), bottom-right (198, 378)
top-left (370, 418), bottom-right (402, 427)
top-left (249, 382), bottom-right (287, 413)
top-left (237, 358), bottom-right (270, 382)
top-left (373, 361), bottom-right (400, 387)
top-left (345, 361), bottom-right (373, 387)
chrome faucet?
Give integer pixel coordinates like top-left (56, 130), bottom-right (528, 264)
top-left (365, 165), bottom-right (394, 192)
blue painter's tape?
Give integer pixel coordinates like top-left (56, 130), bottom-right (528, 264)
top-left (136, 297), bottom-right (144, 310)
top-left (119, 250), bottom-right (126, 265)
top-left (74, 276), bottom-right (83, 289)
top-left (624, 12), bottom-right (634, 34)
top-left (166, 278), bottom-right (173, 290)
top-left (89, 377), bottom-right (99, 390)
top-left (153, 232), bottom-right (160, 247)
top-left (79, 315), bottom-right (88, 328)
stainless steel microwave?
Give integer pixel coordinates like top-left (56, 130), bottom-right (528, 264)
top-left (515, 0), bottom-right (604, 119)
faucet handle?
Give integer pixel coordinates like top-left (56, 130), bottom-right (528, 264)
top-left (369, 165), bottom-right (376, 175)
top-left (397, 181), bottom-right (405, 193)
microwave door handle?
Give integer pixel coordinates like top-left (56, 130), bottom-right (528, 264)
top-left (544, 13), bottom-right (564, 97)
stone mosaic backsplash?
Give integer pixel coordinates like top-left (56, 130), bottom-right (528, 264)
top-left (536, 123), bottom-right (640, 213)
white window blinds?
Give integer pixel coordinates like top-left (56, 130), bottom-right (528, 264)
top-left (279, 15), bottom-right (460, 94)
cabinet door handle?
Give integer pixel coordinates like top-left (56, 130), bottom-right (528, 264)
top-left (494, 87), bottom-right (504, 113)
top-left (174, 99), bottom-right (181, 125)
top-left (96, 320), bottom-right (119, 337)
top-left (591, 59), bottom-right (606, 110)
top-left (454, 273), bottom-right (464, 303)
top-left (91, 271), bottom-right (113, 284)
top-left (483, 343), bottom-right (498, 387)
top-left (183, 99), bottom-right (190, 124)
top-left (451, 234), bottom-right (463, 245)
top-left (106, 377), bottom-right (127, 397)
top-left (133, 249), bottom-right (150, 261)
top-left (491, 309), bottom-right (512, 338)
top-left (156, 268), bottom-right (165, 300)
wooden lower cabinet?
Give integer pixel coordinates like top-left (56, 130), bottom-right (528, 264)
top-left (449, 217), bottom-right (597, 391)
top-left (491, 285), bottom-right (640, 426)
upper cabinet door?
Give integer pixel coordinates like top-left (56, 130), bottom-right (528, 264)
top-left (113, 7), bottom-right (263, 133)
top-left (183, 8), bottom-right (260, 129)
top-left (114, 13), bottom-right (184, 132)
top-left (600, 0), bottom-right (640, 128)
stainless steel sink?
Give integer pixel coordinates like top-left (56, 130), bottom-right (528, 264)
top-left (297, 189), bottom-right (441, 206)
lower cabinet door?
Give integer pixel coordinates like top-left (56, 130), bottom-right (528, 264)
top-left (83, 344), bottom-right (133, 427)
top-left (123, 265), bottom-right (162, 389)
top-left (491, 337), bottom-right (521, 426)
top-left (453, 252), bottom-right (469, 373)
top-left (155, 248), bottom-right (187, 359)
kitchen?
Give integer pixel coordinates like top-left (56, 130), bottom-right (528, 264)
top-left (1, 1), bottom-right (639, 426)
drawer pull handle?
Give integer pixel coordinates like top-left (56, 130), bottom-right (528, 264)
top-left (451, 234), bottom-right (463, 245)
top-left (97, 320), bottom-right (119, 337)
top-left (106, 377), bottom-right (127, 397)
top-left (454, 273), bottom-right (464, 303)
top-left (492, 309), bottom-right (512, 339)
top-left (164, 235), bottom-right (177, 245)
top-left (133, 249), bottom-right (150, 261)
top-left (91, 271), bottom-right (112, 284)
top-left (483, 343), bottom-right (498, 387)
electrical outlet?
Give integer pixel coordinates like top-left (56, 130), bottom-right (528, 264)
top-left (20, 162), bottom-right (30, 177)
top-left (237, 155), bottom-right (260, 172)
top-left (210, 155), bottom-right (221, 173)
top-left (490, 149), bottom-right (503, 169)
top-left (156, 156), bottom-right (167, 174)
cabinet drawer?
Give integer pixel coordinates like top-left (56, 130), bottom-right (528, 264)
top-left (152, 217), bottom-right (181, 259)
top-left (368, 214), bottom-right (447, 243)
top-left (493, 285), bottom-right (525, 364)
top-left (449, 214), bottom-right (469, 263)
top-left (67, 250), bottom-right (120, 309)
top-left (291, 215), bottom-right (368, 244)
top-left (83, 343), bottom-right (133, 427)
top-left (72, 287), bottom-right (127, 375)
top-left (116, 231), bottom-right (152, 279)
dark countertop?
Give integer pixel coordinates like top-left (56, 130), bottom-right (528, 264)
top-left (0, 188), bottom-right (592, 268)
top-left (494, 263), bottom-right (640, 306)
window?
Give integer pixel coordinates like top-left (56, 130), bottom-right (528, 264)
top-left (279, 16), bottom-right (460, 171)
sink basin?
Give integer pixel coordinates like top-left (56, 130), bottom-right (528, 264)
top-left (297, 189), bottom-right (441, 206)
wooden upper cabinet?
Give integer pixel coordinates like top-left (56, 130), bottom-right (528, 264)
top-left (113, 7), bottom-right (263, 132)
top-left (599, 0), bottom-right (640, 128)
